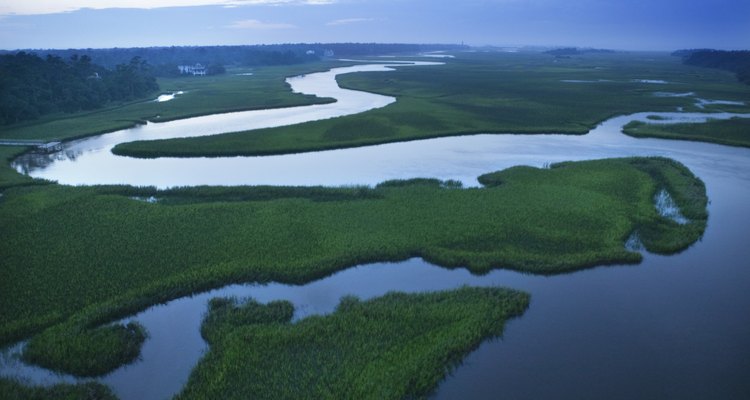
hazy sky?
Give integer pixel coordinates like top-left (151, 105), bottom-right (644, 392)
top-left (0, 0), bottom-right (748, 50)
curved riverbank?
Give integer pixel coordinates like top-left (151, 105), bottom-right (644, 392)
top-left (109, 54), bottom-right (750, 160)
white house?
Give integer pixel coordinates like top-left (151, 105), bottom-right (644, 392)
top-left (178, 63), bottom-right (207, 76)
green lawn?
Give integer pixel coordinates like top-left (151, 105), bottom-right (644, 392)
top-left (176, 288), bottom-right (530, 400)
top-left (0, 157), bottom-right (707, 375)
top-left (111, 51), bottom-right (750, 158)
top-left (623, 117), bottom-right (750, 148)
top-left (0, 62), bottom-right (346, 142)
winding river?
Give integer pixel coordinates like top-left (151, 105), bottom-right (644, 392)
top-left (4, 61), bottom-right (750, 400)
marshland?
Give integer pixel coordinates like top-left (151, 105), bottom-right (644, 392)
top-left (1, 43), bottom-right (750, 400)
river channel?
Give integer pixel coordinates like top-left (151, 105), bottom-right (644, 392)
top-left (4, 61), bottom-right (750, 400)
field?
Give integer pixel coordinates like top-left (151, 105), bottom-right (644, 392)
top-left (623, 117), bottom-right (750, 148)
top-left (176, 288), bottom-right (530, 399)
top-left (110, 51), bottom-right (750, 158)
top-left (0, 156), bottom-right (706, 376)
top-left (0, 62), bottom-right (345, 142)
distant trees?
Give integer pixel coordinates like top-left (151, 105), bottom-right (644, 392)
top-left (544, 47), bottom-right (615, 57)
top-left (674, 49), bottom-right (750, 85)
top-left (0, 43), bottom-right (468, 77)
top-left (206, 64), bottom-right (226, 75)
top-left (0, 52), bottom-right (158, 125)
top-left (0, 43), bottom-right (468, 125)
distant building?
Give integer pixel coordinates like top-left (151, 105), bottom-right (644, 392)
top-left (178, 63), bottom-right (206, 76)
top-left (323, 50), bottom-right (335, 57)
top-left (306, 50), bottom-right (316, 55)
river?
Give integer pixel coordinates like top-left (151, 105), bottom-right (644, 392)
top-left (4, 61), bottom-right (750, 400)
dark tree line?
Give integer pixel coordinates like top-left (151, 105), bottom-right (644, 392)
top-left (0, 43), bottom-right (466, 125)
top-left (0, 52), bottom-right (158, 125)
top-left (674, 49), bottom-right (750, 85)
top-left (0, 43), bottom-right (467, 77)
top-left (543, 47), bottom-right (615, 57)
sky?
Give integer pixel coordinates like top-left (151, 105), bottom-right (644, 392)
top-left (0, 0), bottom-right (748, 51)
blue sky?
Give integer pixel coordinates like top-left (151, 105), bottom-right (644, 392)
top-left (0, 0), bottom-right (748, 50)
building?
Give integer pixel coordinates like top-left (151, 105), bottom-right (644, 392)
top-left (178, 63), bottom-right (207, 76)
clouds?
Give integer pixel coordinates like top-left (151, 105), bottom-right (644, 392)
top-left (0, 0), bottom-right (747, 51)
top-left (0, 0), bottom-right (334, 16)
top-left (226, 19), bottom-right (296, 29)
top-left (326, 17), bottom-right (375, 26)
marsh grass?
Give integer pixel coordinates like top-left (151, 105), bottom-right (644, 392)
top-left (0, 378), bottom-right (116, 400)
top-left (176, 287), bottom-right (530, 400)
top-left (111, 52), bottom-right (750, 158)
top-left (623, 117), bottom-right (750, 148)
top-left (21, 322), bottom-right (146, 377)
top-left (0, 147), bottom-right (46, 190)
top-left (0, 157), bottom-right (707, 376)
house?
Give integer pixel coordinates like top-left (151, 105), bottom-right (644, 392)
top-left (178, 63), bottom-right (207, 76)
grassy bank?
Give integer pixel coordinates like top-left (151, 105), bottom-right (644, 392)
top-left (0, 147), bottom-right (41, 189)
top-left (176, 287), bottom-right (530, 400)
top-left (0, 157), bottom-right (707, 375)
top-left (0, 62), bottom-right (345, 142)
top-left (0, 378), bottom-right (116, 400)
top-left (111, 52), bottom-right (750, 158)
top-left (623, 117), bottom-right (750, 148)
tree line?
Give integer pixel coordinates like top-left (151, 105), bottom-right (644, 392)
top-left (674, 49), bottom-right (750, 85)
top-left (0, 52), bottom-right (158, 125)
top-left (0, 43), bottom-right (467, 77)
top-left (0, 43), bottom-right (466, 126)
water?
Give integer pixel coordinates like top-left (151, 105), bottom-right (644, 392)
top-left (4, 62), bottom-right (750, 399)
top-left (654, 189), bottom-right (688, 224)
top-left (154, 91), bottom-right (184, 103)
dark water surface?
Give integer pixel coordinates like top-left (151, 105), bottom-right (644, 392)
top-left (3, 62), bottom-right (750, 399)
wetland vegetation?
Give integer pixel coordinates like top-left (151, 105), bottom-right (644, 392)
top-left (0, 156), bottom-right (706, 376)
top-left (110, 52), bottom-right (750, 158)
top-left (0, 146), bottom-right (39, 189)
top-left (1, 49), bottom-right (745, 399)
top-left (176, 288), bottom-right (530, 400)
top-left (623, 117), bottom-right (750, 148)
top-left (0, 378), bottom-right (116, 400)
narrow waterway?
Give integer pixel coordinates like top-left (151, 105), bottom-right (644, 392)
top-left (4, 61), bottom-right (750, 400)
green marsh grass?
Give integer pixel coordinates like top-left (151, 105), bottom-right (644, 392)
top-left (0, 147), bottom-right (45, 190)
top-left (0, 378), bottom-right (116, 400)
top-left (21, 322), bottom-right (146, 377)
top-left (0, 157), bottom-right (707, 375)
top-left (623, 117), bottom-right (750, 148)
top-left (111, 52), bottom-right (750, 158)
top-left (176, 287), bottom-right (530, 400)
